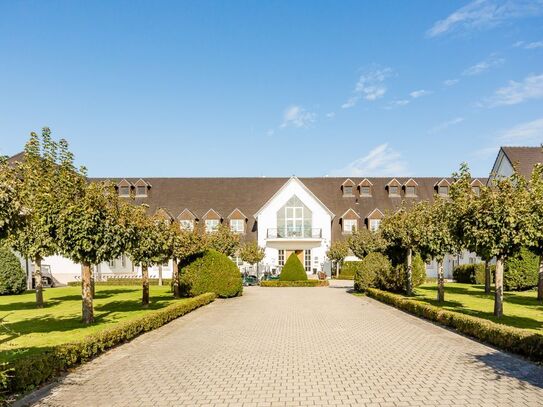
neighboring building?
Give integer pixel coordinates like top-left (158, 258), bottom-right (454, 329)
top-left (488, 146), bottom-right (543, 184)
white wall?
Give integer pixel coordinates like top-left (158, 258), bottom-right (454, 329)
top-left (256, 178), bottom-right (333, 273)
top-left (425, 250), bottom-right (481, 279)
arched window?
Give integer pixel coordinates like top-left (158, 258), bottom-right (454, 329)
top-left (276, 195), bottom-right (312, 237)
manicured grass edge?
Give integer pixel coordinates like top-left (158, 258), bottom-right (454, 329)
top-left (0, 292), bottom-right (216, 397)
top-left (260, 280), bottom-right (329, 287)
top-left (365, 288), bottom-right (543, 362)
top-left (67, 278), bottom-right (172, 287)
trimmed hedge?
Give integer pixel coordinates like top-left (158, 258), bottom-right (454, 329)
top-left (365, 288), bottom-right (543, 362)
top-left (505, 248), bottom-right (539, 291)
top-left (179, 250), bottom-right (242, 298)
top-left (0, 248), bottom-right (26, 295)
top-left (260, 280), bottom-right (329, 287)
top-left (279, 253), bottom-right (308, 281)
top-left (67, 278), bottom-right (172, 287)
top-left (336, 261), bottom-right (361, 280)
top-left (0, 293), bottom-right (215, 397)
top-left (453, 264), bottom-right (495, 285)
top-left (354, 252), bottom-right (391, 292)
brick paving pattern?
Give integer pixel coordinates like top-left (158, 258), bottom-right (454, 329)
top-left (24, 282), bottom-right (543, 406)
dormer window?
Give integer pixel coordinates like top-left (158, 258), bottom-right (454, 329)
top-left (230, 219), bottom-right (244, 234)
top-left (119, 185), bottom-right (130, 197)
top-left (387, 179), bottom-right (401, 197)
top-left (439, 186), bottom-right (449, 196)
top-left (205, 219), bottom-right (220, 233)
top-left (343, 219), bottom-right (357, 234)
top-left (472, 186), bottom-right (480, 196)
top-left (134, 179), bottom-right (150, 198)
top-left (136, 186), bottom-right (147, 197)
top-left (177, 208), bottom-right (197, 232)
top-left (180, 220), bottom-right (194, 231)
top-left (366, 208), bottom-right (384, 232)
top-left (358, 179), bottom-right (373, 197)
top-left (342, 179), bottom-right (355, 197)
top-left (403, 179), bottom-right (418, 197)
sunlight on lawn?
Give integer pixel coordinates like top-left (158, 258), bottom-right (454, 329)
top-left (414, 283), bottom-right (543, 332)
top-left (0, 285), bottom-right (180, 362)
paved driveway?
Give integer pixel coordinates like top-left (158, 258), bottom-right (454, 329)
top-left (24, 285), bottom-right (543, 407)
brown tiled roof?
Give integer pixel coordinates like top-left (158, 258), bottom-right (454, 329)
top-left (501, 147), bottom-right (543, 178)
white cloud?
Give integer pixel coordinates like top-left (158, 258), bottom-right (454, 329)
top-left (444, 79), bottom-right (460, 86)
top-left (385, 99), bottom-right (410, 110)
top-left (428, 117), bottom-right (465, 134)
top-left (514, 40), bottom-right (543, 49)
top-left (325, 112), bottom-right (336, 118)
top-left (266, 129), bottom-right (275, 137)
top-left (427, 0), bottom-right (543, 38)
top-left (462, 55), bottom-right (504, 76)
top-left (483, 73), bottom-right (543, 107)
top-left (329, 143), bottom-right (408, 176)
top-left (409, 89), bottom-right (431, 98)
top-left (341, 67), bottom-right (392, 108)
top-left (280, 105), bottom-right (316, 128)
top-left (499, 117), bottom-right (543, 142)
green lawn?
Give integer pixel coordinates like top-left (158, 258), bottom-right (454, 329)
top-left (413, 283), bottom-right (543, 332)
top-left (0, 285), bottom-right (182, 362)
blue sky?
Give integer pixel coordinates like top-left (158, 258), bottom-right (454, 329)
top-left (1, 0), bottom-right (543, 177)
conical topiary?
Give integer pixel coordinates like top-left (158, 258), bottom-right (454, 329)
top-left (279, 253), bottom-right (308, 281)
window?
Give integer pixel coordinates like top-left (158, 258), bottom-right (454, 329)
top-left (472, 186), bottom-right (480, 196)
top-left (162, 260), bottom-right (169, 268)
top-left (230, 219), bottom-right (244, 234)
top-left (439, 186), bottom-right (449, 196)
top-left (277, 195), bottom-right (312, 238)
top-left (343, 219), bottom-right (357, 234)
top-left (180, 220), bottom-right (194, 231)
top-left (109, 259), bottom-right (116, 268)
top-left (119, 186), bottom-right (130, 197)
top-left (369, 219), bottom-right (381, 232)
top-left (405, 186), bottom-right (416, 196)
top-left (278, 250), bottom-right (285, 266)
top-left (232, 256), bottom-right (243, 267)
top-left (136, 186), bottom-right (147, 197)
top-left (360, 186), bottom-right (371, 196)
top-left (389, 186), bottom-right (399, 196)
top-left (121, 254), bottom-right (126, 268)
top-left (205, 219), bottom-right (219, 233)
top-left (304, 250), bottom-right (311, 272)
top-left (343, 186), bottom-right (353, 196)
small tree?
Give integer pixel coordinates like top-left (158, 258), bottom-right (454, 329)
top-left (126, 205), bottom-right (169, 308)
top-left (416, 199), bottom-right (458, 303)
top-left (526, 163), bottom-right (543, 303)
top-left (380, 206), bottom-right (425, 296)
top-left (239, 241), bottom-right (265, 275)
top-left (58, 181), bottom-right (129, 323)
top-left (7, 130), bottom-right (84, 307)
top-left (205, 224), bottom-right (240, 257)
top-left (326, 240), bottom-right (349, 278)
top-left (0, 157), bottom-right (22, 241)
top-left (452, 164), bottom-right (532, 317)
top-left (348, 227), bottom-right (386, 259)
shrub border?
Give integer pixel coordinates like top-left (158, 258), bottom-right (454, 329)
top-left (67, 278), bottom-right (172, 287)
top-left (365, 288), bottom-right (543, 362)
top-left (1, 292), bottom-right (216, 397)
top-left (260, 280), bottom-right (329, 287)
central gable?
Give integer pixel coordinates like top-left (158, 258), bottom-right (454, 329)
top-left (254, 177), bottom-right (334, 218)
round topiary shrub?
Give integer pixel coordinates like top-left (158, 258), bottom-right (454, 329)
top-left (179, 249), bottom-right (242, 298)
top-left (0, 247), bottom-right (27, 295)
top-left (354, 252), bottom-right (391, 292)
top-left (279, 253), bottom-right (308, 281)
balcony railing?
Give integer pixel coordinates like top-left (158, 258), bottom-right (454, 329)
top-left (267, 227), bottom-right (322, 239)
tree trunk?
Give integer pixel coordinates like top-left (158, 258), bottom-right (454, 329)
top-left (172, 258), bottom-right (180, 298)
top-left (142, 264), bottom-right (149, 308)
top-left (538, 255), bottom-right (543, 304)
top-left (484, 259), bottom-right (491, 295)
top-left (336, 261), bottom-right (339, 278)
top-left (34, 256), bottom-right (44, 308)
top-left (437, 260), bottom-right (445, 303)
top-left (406, 248), bottom-right (413, 296)
top-left (494, 256), bottom-right (504, 318)
top-left (81, 262), bottom-right (94, 324)
top-left (158, 264), bottom-right (163, 286)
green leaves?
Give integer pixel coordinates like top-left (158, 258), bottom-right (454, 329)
top-left (326, 240), bottom-right (349, 263)
top-left (239, 241), bottom-right (265, 265)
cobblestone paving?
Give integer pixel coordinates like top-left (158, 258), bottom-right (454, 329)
top-left (24, 284), bottom-right (543, 406)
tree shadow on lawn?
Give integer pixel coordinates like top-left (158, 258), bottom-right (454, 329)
top-left (0, 300), bottom-right (63, 311)
top-left (94, 298), bottom-right (173, 313)
top-left (471, 352), bottom-right (543, 390)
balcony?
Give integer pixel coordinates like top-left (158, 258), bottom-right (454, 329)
top-left (267, 227), bottom-right (322, 239)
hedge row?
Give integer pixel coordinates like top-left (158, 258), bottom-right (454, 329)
top-left (365, 288), bottom-right (543, 362)
top-left (0, 292), bottom-right (216, 396)
top-left (260, 280), bottom-right (329, 287)
top-left (67, 278), bottom-right (172, 287)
